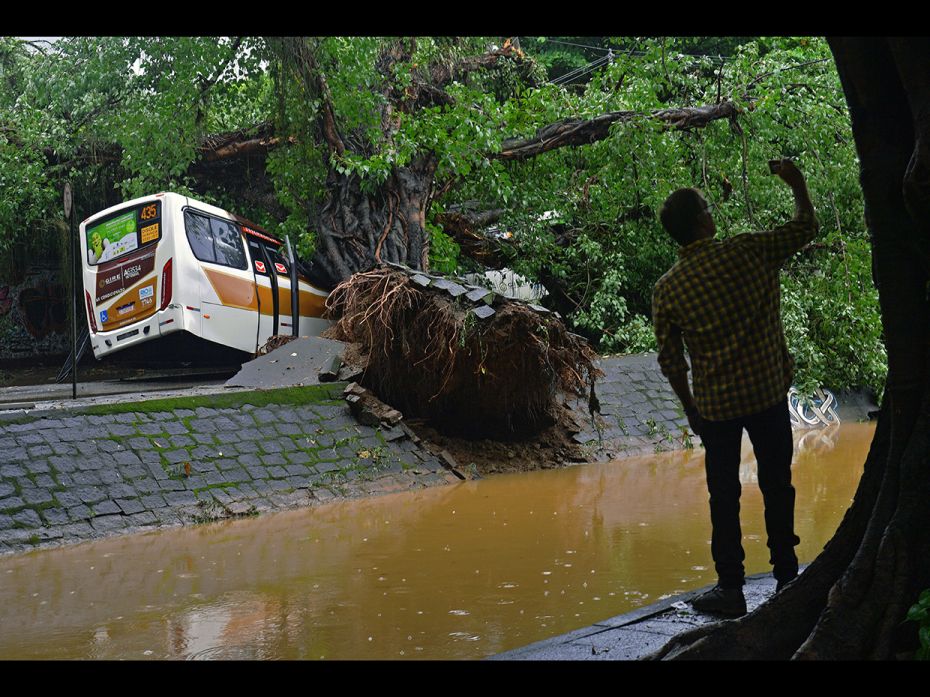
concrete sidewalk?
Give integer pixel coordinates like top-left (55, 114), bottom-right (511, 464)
top-left (491, 569), bottom-right (793, 660)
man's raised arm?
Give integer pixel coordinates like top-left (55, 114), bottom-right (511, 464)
top-left (756, 159), bottom-right (819, 266)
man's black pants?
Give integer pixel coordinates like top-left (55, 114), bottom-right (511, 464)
top-left (700, 399), bottom-right (800, 589)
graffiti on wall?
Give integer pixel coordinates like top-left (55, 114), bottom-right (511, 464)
top-left (17, 280), bottom-right (68, 338)
top-left (0, 267), bottom-right (70, 360)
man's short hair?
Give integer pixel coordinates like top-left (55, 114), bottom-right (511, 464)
top-left (660, 188), bottom-right (705, 246)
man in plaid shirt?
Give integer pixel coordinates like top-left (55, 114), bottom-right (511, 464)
top-left (652, 159), bottom-right (818, 617)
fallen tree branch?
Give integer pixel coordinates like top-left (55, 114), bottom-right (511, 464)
top-left (399, 38), bottom-right (539, 112)
top-left (495, 101), bottom-right (741, 161)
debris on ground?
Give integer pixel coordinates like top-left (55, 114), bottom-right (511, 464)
top-left (258, 334), bottom-right (299, 356)
top-left (343, 382), bottom-right (403, 428)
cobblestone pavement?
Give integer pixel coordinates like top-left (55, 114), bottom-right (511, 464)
top-left (0, 388), bottom-right (460, 556)
top-left (567, 353), bottom-right (696, 460)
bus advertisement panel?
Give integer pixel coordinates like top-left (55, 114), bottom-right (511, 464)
top-left (87, 201), bottom-right (161, 265)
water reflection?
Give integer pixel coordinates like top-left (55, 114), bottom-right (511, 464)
top-left (0, 422), bottom-right (874, 660)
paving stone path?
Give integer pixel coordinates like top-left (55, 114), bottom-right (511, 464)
top-left (567, 353), bottom-right (696, 459)
top-left (0, 393), bottom-right (460, 556)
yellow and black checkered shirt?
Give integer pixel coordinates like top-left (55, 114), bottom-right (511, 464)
top-left (652, 212), bottom-right (818, 421)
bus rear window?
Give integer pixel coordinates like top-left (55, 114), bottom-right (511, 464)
top-left (87, 201), bottom-right (161, 266)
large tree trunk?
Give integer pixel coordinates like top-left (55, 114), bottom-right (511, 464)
top-left (648, 37), bottom-right (930, 661)
top-left (308, 155), bottom-right (437, 290)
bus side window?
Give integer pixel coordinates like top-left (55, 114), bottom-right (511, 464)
top-left (185, 211), bottom-right (215, 264)
top-left (211, 218), bottom-right (247, 270)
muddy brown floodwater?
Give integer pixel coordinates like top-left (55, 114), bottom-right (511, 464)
top-left (0, 422), bottom-right (873, 660)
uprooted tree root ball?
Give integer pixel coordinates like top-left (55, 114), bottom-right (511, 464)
top-left (323, 267), bottom-right (602, 439)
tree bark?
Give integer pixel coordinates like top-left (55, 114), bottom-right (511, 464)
top-left (792, 36), bottom-right (930, 661)
top-left (309, 154), bottom-right (437, 290)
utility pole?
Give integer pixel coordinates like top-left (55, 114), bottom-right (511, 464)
top-left (64, 182), bottom-right (77, 399)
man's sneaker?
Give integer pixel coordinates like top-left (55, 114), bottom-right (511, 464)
top-left (774, 575), bottom-right (797, 593)
top-left (690, 585), bottom-right (747, 617)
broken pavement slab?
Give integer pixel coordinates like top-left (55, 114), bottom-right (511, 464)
top-left (343, 382), bottom-right (404, 428)
top-left (465, 287), bottom-right (494, 303)
top-left (318, 355), bottom-right (343, 383)
top-left (226, 336), bottom-right (347, 390)
top-left (438, 450), bottom-right (467, 480)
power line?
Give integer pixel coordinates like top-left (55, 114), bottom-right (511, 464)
top-left (542, 38), bottom-right (731, 65)
top-left (544, 39), bottom-right (613, 54)
top-left (551, 54), bottom-right (611, 85)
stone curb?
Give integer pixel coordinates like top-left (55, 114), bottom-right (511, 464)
top-left (490, 567), bottom-right (806, 661)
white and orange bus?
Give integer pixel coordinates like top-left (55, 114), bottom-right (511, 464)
top-left (79, 192), bottom-right (330, 360)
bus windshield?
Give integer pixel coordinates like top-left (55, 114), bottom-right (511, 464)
top-left (86, 200), bottom-right (162, 266)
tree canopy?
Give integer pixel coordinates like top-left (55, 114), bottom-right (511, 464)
top-left (0, 35), bottom-right (884, 397)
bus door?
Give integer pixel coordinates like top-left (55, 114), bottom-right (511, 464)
top-left (246, 237), bottom-right (280, 346)
top-left (266, 246), bottom-right (298, 335)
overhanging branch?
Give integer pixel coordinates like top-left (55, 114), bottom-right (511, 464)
top-left (495, 101), bottom-right (741, 162)
top-left (274, 37), bottom-right (346, 158)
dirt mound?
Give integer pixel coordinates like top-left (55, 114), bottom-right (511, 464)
top-left (406, 402), bottom-right (592, 475)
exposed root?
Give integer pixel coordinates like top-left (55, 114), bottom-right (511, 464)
top-left (645, 622), bottom-right (725, 660)
top-left (324, 266), bottom-right (601, 438)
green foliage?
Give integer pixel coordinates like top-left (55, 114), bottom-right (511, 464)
top-left (0, 39), bottom-right (61, 260)
top-left (0, 36), bottom-right (269, 237)
top-left (78, 384), bottom-right (344, 416)
top-left (427, 218), bottom-right (461, 275)
top-left (0, 36), bottom-right (886, 397)
top-left (907, 589), bottom-right (930, 660)
top-left (476, 36), bottom-right (884, 396)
